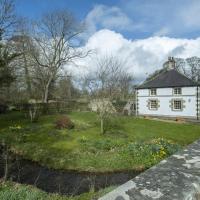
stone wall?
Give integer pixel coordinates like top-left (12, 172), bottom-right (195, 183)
top-left (99, 139), bottom-right (200, 200)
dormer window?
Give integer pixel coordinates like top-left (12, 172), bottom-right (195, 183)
top-left (150, 89), bottom-right (157, 96)
top-left (173, 88), bottom-right (182, 95)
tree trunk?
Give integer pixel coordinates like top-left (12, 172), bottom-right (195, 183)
top-left (43, 86), bottom-right (49, 103)
top-left (42, 77), bottom-right (53, 114)
top-left (23, 53), bottom-right (32, 98)
top-left (3, 145), bottom-right (8, 181)
top-left (100, 118), bottom-right (104, 134)
top-left (43, 77), bottom-right (52, 103)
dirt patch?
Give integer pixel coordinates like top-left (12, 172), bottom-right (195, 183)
top-left (151, 117), bottom-right (186, 124)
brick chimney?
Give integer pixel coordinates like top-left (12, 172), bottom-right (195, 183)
top-left (163, 57), bottom-right (176, 70)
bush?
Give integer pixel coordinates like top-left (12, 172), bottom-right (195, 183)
top-left (124, 138), bottom-right (181, 160)
top-left (55, 115), bottom-right (74, 129)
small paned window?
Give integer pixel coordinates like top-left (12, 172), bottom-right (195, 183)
top-left (150, 100), bottom-right (158, 110)
top-left (173, 100), bottom-right (182, 110)
top-left (173, 88), bottom-right (182, 95)
top-left (150, 89), bottom-right (157, 96)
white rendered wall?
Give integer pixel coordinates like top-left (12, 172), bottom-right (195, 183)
top-left (137, 87), bottom-right (197, 118)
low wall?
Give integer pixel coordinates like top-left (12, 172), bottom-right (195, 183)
top-left (99, 139), bottom-right (200, 200)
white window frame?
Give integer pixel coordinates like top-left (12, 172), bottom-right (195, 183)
top-left (150, 88), bottom-right (157, 96)
top-left (149, 100), bottom-right (158, 110)
top-left (173, 87), bottom-right (182, 95)
top-left (173, 99), bottom-right (182, 111)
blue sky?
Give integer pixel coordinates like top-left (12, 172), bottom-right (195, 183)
top-left (15, 0), bottom-right (200, 81)
top-left (15, 0), bottom-right (200, 40)
top-left (15, 0), bottom-right (117, 22)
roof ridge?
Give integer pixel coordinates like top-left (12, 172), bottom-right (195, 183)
top-left (137, 68), bottom-right (198, 89)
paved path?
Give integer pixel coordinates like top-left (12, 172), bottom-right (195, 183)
top-left (99, 140), bottom-right (200, 200)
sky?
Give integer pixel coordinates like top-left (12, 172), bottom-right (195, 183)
top-left (15, 0), bottom-right (200, 82)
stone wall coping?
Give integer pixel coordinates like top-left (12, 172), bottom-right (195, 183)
top-left (99, 139), bottom-right (200, 200)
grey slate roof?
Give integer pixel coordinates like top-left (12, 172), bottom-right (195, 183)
top-left (137, 69), bottom-right (198, 89)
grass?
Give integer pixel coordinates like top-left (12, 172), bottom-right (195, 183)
top-left (0, 111), bottom-right (200, 172)
top-left (0, 180), bottom-right (115, 200)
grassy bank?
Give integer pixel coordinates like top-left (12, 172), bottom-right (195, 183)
top-left (0, 111), bottom-right (200, 172)
top-left (0, 180), bottom-right (115, 200)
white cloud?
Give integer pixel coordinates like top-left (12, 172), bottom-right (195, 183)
top-left (66, 29), bottom-right (200, 83)
top-left (123, 0), bottom-right (200, 37)
top-left (80, 1), bottom-right (200, 42)
top-left (72, 1), bottom-right (200, 82)
top-left (81, 1), bottom-right (200, 41)
top-left (84, 4), bottom-right (135, 37)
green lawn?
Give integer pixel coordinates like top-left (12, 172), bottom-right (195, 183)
top-left (0, 111), bottom-right (200, 172)
top-left (0, 180), bottom-right (115, 200)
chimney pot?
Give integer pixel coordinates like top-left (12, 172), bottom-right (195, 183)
top-left (164, 57), bottom-right (175, 70)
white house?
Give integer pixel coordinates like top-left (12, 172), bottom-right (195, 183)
top-left (136, 57), bottom-right (200, 119)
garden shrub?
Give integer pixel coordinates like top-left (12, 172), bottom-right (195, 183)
top-left (55, 115), bottom-right (74, 129)
top-left (124, 138), bottom-right (181, 160)
top-left (149, 138), bottom-right (180, 155)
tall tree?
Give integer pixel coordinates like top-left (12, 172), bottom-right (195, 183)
top-left (0, 0), bottom-right (16, 39)
top-left (0, 0), bottom-right (19, 89)
top-left (13, 19), bottom-right (35, 99)
top-left (175, 57), bottom-right (200, 83)
top-left (118, 73), bottom-right (134, 100)
top-left (29, 10), bottom-right (89, 103)
top-left (144, 57), bottom-right (200, 85)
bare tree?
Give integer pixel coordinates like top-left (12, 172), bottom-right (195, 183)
top-left (175, 56), bottom-right (200, 83)
top-left (118, 73), bottom-right (133, 100)
top-left (29, 10), bottom-right (89, 103)
top-left (144, 57), bottom-right (200, 85)
top-left (54, 73), bottom-right (75, 100)
top-left (12, 19), bottom-right (35, 99)
top-left (0, 0), bottom-right (16, 39)
top-left (0, 0), bottom-right (20, 99)
top-left (85, 55), bottom-right (131, 134)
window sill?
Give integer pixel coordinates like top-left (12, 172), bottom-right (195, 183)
top-left (172, 109), bottom-right (182, 111)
